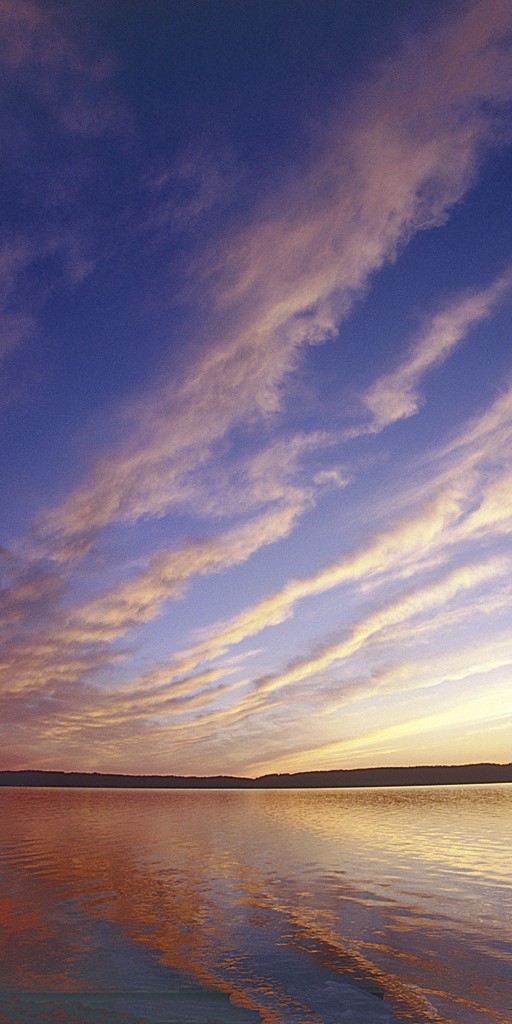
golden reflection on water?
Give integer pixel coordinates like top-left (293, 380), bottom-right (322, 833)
top-left (1, 785), bottom-right (511, 1024)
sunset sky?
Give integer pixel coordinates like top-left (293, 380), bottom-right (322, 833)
top-left (1, 0), bottom-right (512, 777)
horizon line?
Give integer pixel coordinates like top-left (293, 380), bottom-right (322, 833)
top-left (2, 762), bottom-right (512, 789)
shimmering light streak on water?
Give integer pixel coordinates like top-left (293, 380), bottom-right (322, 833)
top-left (0, 785), bottom-right (511, 1024)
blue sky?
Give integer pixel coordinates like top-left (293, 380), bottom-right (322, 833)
top-left (1, 0), bottom-right (512, 775)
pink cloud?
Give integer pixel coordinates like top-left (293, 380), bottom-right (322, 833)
top-left (38, 0), bottom-right (512, 554)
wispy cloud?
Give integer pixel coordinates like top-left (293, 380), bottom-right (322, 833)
top-left (361, 269), bottom-right (512, 432)
top-left (66, 497), bottom-right (319, 644)
top-left (4, 371), bottom-right (511, 740)
top-left (2, 1), bottom-right (512, 774)
top-left (249, 557), bottom-right (510, 699)
top-left (0, 0), bottom-right (124, 135)
top-left (162, 376), bottom-right (512, 680)
top-left (37, 0), bottom-right (512, 555)
top-left (145, 138), bottom-right (242, 233)
top-left (252, 684), bottom-right (512, 777)
top-left (0, 0), bottom-right (129, 381)
top-left (0, 434), bottom-right (341, 702)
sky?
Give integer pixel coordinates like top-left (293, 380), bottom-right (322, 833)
top-left (1, 0), bottom-right (512, 777)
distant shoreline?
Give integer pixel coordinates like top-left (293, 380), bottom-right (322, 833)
top-left (1, 763), bottom-right (511, 789)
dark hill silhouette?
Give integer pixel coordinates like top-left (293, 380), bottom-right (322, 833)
top-left (1, 763), bottom-right (512, 788)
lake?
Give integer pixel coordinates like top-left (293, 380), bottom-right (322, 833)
top-left (0, 785), bottom-right (510, 1024)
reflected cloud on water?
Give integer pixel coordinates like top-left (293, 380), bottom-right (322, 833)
top-left (1, 785), bottom-right (511, 1024)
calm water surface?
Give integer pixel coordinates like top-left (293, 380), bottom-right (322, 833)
top-left (0, 785), bottom-right (510, 1024)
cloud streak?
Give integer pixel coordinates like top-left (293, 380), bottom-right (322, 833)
top-left (362, 269), bottom-right (512, 432)
top-left (38, 0), bottom-right (512, 556)
top-left (162, 377), bottom-right (512, 685)
top-left (2, 0), bottom-right (512, 775)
